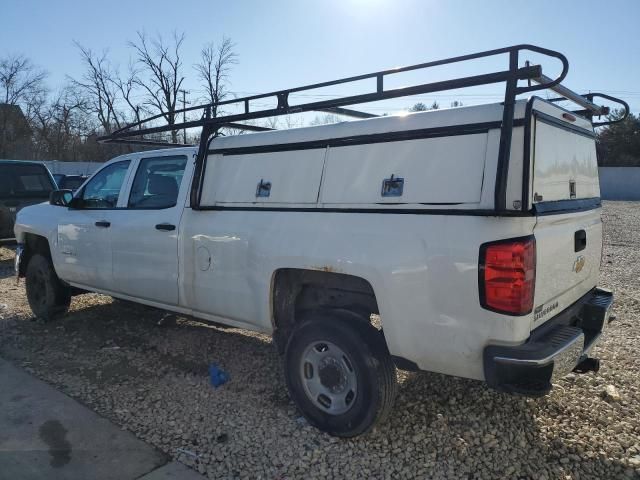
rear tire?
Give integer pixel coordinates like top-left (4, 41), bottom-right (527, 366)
top-left (284, 312), bottom-right (397, 437)
top-left (25, 254), bottom-right (71, 321)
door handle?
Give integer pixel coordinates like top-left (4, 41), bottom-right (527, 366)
top-left (575, 229), bottom-right (586, 252)
top-left (95, 221), bottom-right (111, 228)
top-left (155, 223), bottom-right (176, 231)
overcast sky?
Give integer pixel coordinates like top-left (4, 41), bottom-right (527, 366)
top-left (2, 0), bottom-right (639, 116)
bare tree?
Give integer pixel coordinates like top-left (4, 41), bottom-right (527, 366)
top-left (309, 113), bottom-right (342, 126)
top-left (0, 54), bottom-right (48, 107)
top-left (284, 114), bottom-right (305, 129)
top-left (129, 31), bottom-right (185, 143)
top-left (32, 85), bottom-right (89, 160)
top-left (70, 43), bottom-right (123, 134)
top-left (0, 54), bottom-right (48, 157)
top-left (113, 62), bottom-right (146, 125)
top-left (194, 37), bottom-right (238, 117)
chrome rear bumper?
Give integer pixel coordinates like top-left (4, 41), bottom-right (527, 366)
top-left (484, 288), bottom-right (613, 396)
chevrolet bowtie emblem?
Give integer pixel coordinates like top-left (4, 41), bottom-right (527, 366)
top-left (573, 255), bottom-right (586, 273)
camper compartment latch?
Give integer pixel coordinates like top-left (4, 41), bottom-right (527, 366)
top-left (256, 179), bottom-right (272, 198)
top-left (381, 174), bottom-right (404, 197)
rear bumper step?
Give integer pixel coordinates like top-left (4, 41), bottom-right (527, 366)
top-left (484, 288), bottom-right (613, 396)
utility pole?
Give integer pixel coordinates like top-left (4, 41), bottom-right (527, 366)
top-left (179, 89), bottom-right (190, 144)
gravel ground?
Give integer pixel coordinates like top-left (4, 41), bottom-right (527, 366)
top-left (0, 201), bottom-right (639, 480)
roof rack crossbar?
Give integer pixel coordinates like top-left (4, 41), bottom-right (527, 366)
top-left (100, 120), bottom-right (275, 145)
top-left (100, 138), bottom-right (195, 147)
top-left (316, 107), bottom-right (379, 119)
top-left (532, 74), bottom-right (608, 116)
top-left (224, 122), bottom-right (275, 132)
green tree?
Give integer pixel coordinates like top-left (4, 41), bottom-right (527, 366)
top-left (409, 102), bottom-right (428, 112)
top-left (409, 101), bottom-right (440, 112)
top-left (596, 110), bottom-right (640, 166)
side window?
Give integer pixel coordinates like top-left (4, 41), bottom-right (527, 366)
top-left (78, 161), bottom-right (130, 209)
top-left (128, 156), bottom-right (187, 209)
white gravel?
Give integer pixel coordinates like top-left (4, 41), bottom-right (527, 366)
top-left (0, 201), bottom-right (639, 480)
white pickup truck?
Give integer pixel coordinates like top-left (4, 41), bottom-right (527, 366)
top-left (13, 45), bottom-right (625, 436)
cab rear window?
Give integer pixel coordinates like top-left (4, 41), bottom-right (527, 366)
top-left (0, 164), bottom-right (55, 197)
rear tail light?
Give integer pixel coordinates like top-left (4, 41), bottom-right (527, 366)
top-left (479, 236), bottom-right (536, 315)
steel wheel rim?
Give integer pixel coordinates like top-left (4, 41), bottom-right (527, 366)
top-left (300, 340), bottom-right (357, 415)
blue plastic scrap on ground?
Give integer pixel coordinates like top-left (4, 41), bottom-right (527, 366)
top-left (209, 363), bottom-right (230, 387)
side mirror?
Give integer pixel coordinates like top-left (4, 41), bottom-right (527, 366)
top-left (49, 189), bottom-right (74, 207)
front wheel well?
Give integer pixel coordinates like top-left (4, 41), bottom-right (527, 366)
top-left (19, 233), bottom-right (52, 277)
top-left (271, 268), bottom-right (381, 353)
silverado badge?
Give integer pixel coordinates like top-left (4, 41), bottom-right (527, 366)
top-left (573, 255), bottom-right (586, 273)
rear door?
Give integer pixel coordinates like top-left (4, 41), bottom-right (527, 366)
top-left (110, 154), bottom-right (191, 306)
top-left (529, 100), bottom-right (602, 328)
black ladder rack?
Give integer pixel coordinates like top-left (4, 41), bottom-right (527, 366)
top-left (97, 44), bottom-right (629, 212)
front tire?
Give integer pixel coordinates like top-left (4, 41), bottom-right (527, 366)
top-left (284, 312), bottom-right (397, 437)
top-left (25, 254), bottom-right (71, 321)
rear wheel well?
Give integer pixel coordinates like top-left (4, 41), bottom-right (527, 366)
top-left (271, 268), bottom-right (380, 353)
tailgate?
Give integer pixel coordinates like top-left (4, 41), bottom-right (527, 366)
top-left (532, 209), bottom-right (602, 329)
top-left (529, 103), bottom-right (602, 329)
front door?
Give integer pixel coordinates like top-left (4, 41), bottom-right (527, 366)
top-left (110, 154), bottom-right (190, 306)
top-left (56, 160), bottom-right (132, 290)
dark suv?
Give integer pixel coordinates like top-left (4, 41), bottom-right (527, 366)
top-left (54, 174), bottom-right (88, 192)
top-left (0, 161), bottom-right (56, 239)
